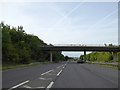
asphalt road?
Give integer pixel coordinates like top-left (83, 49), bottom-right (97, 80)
top-left (52, 61), bottom-right (118, 88)
top-left (2, 61), bottom-right (118, 89)
top-left (2, 62), bottom-right (65, 89)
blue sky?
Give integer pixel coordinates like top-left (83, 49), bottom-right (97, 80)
top-left (0, 2), bottom-right (118, 57)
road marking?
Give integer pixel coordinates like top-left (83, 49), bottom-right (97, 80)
top-left (22, 85), bottom-right (31, 88)
top-left (36, 86), bottom-right (45, 88)
top-left (64, 63), bottom-right (67, 67)
top-left (46, 81), bottom-right (54, 89)
top-left (57, 64), bottom-right (66, 68)
top-left (63, 66), bottom-right (65, 69)
top-left (57, 66), bottom-right (61, 69)
top-left (39, 77), bottom-right (52, 80)
top-left (8, 80), bottom-right (29, 90)
top-left (57, 70), bottom-right (62, 76)
top-left (23, 85), bottom-right (45, 88)
top-left (41, 70), bottom-right (53, 75)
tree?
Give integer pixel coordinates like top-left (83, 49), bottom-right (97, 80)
top-left (65, 56), bottom-right (69, 61)
top-left (1, 22), bottom-right (65, 65)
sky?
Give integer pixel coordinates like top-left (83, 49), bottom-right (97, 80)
top-left (0, 1), bottom-right (118, 57)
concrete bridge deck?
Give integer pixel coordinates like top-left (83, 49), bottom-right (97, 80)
top-left (41, 45), bottom-right (119, 62)
top-left (41, 45), bottom-right (119, 52)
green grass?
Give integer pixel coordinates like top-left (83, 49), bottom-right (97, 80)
top-left (94, 63), bottom-right (118, 70)
top-left (87, 62), bottom-right (119, 70)
top-left (2, 61), bottom-right (51, 71)
top-left (83, 61), bottom-right (119, 70)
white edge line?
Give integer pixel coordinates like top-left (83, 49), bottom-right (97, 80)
top-left (41, 70), bottom-right (53, 75)
top-left (8, 80), bottom-right (29, 90)
top-left (57, 70), bottom-right (62, 76)
top-left (46, 81), bottom-right (54, 89)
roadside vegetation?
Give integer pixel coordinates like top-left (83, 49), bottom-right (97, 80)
top-left (80, 47), bottom-right (120, 70)
top-left (80, 52), bottom-right (114, 62)
top-left (80, 52), bottom-right (120, 63)
top-left (95, 63), bottom-right (118, 70)
top-left (1, 22), bottom-right (65, 70)
top-left (2, 61), bottom-right (50, 70)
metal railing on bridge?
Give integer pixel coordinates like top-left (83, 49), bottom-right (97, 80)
top-left (52, 44), bottom-right (118, 47)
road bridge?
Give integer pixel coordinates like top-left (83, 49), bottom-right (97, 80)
top-left (41, 45), bottom-right (119, 62)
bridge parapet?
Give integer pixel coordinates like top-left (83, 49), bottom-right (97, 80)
top-left (53, 44), bottom-right (105, 46)
top-left (46, 44), bottom-right (119, 47)
top-left (42, 45), bottom-right (119, 52)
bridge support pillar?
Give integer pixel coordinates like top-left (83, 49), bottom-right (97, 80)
top-left (113, 52), bottom-right (117, 62)
top-left (50, 51), bottom-right (53, 62)
top-left (84, 51), bottom-right (86, 61)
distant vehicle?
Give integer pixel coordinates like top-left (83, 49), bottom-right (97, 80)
top-left (77, 59), bottom-right (85, 64)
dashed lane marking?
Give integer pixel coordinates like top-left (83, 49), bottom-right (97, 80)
top-left (57, 70), bottom-right (62, 76)
top-left (8, 80), bottom-right (29, 90)
top-left (46, 81), bottom-right (54, 90)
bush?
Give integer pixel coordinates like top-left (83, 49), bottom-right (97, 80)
top-left (81, 52), bottom-right (114, 62)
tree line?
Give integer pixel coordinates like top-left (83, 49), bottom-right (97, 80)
top-left (1, 22), bottom-right (65, 65)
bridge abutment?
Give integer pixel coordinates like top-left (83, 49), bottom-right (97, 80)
top-left (84, 51), bottom-right (86, 61)
top-left (50, 51), bottom-right (52, 62)
top-left (113, 52), bottom-right (117, 62)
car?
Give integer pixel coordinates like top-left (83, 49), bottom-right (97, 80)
top-left (77, 59), bottom-right (85, 64)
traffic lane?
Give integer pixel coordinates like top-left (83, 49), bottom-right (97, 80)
top-left (52, 63), bottom-right (118, 88)
top-left (18, 65), bottom-right (66, 89)
top-left (66, 61), bottom-right (118, 85)
top-left (80, 64), bottom-right (118, 85)
top-left (2, 62), bottom-right (66, 88)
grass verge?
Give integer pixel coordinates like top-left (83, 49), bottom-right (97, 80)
top-left (1, 61), bottom-right (51, 71)
top-left (87, 62), bottom-right (119, 70)
top-left (95, 64), bottom-right (118, 70)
